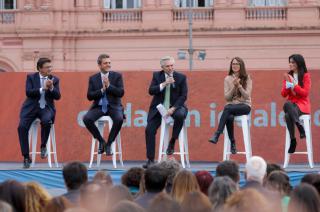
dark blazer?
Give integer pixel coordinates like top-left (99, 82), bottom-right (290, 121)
top-left (147, 70), bottom-right (188, 121)
top-left (87, 71), bottom-right (124, 111)
top-left (19, 72), bottom-right (61, 119)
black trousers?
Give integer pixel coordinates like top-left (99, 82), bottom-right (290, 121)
top-left (216, 104), bottom-right (251, 141)
top-left (83, 106), bottom-right (123, 145)
top-left (283, 101), bottom-right (306, 140)
top-left (18, 106), bottom-right (53, 158)
top-left (145, 107), bottom-right (187, 161)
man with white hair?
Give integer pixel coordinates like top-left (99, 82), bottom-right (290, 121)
top-left (143, 56), bottom-right (188, 169)
top-left (242, 156), bottom-right (267, 192)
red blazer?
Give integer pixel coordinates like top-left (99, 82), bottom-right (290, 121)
top-left (281, 72), bottom-right (311, 114)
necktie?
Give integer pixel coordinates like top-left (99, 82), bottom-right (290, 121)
top-left (101, 93), bottom-right (108, 113)
top-left (39, 77), bottom-right (46, 109)
top-left (164, 84), bottom-right (170, 109)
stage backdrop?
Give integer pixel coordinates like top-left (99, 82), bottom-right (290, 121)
top-left (0, 71), bottom-right (319, 164)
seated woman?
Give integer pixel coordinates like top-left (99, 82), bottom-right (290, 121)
top-left (209, 57), bottom-right (252, 154)
top-left (281, 54), bottom-right (311, 154)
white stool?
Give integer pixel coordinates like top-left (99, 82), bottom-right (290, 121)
top-left (158, 118), bottom-right (190, 168)
top-left (28, 119), bottom-right (58, 168)
top-left (223, 115), bottom-right (252, 161)
top-left (283, 115), bottom-right (313, 168)
top-left (89, 116), bottom-right (123, 169)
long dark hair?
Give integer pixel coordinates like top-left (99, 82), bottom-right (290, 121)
top-left (228, 57), bottom-right (248, 89)
top-left (288, 54), bottom-right (308, 87)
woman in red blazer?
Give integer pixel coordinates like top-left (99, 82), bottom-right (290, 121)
top-left (281, 54), bottom-right (311, 154)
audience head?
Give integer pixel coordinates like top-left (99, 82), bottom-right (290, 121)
top-left (288, 183), bottom-right (320, 212)
top-left (93, 170), bottom-right (113, 187)
top-left (181, 191), bottom-right (212, 212)
top-left (44, 196), bottom-right (72, 212)
top-left (0, 200), bottom-right (12, 212)
top-left (245, 156), bottom-right (267, 184)
top-left (121, 167), bottom-right (144, 196)
top-left (224, 189), bottom-right (269, 212)
top-left (148, 193), bottom-right (180, 212)
top-left (216, 160), bottom-right (240, 183)
top-left (194, 170), bottom-right (214, 195)
top-left (144, 166), bottom-right (167, 193)
top-left (171, 170), bottom-right (200, 203)
top-left (301, 173), bottom-right (320, 196)
top-left (62, 161), bottom-right (88, 191)
top-left (25, 182), bottom-right (51, 212)
top-left (106, 185), bottom-right (133, 206)
top-left (112, 200), bottom-right (145, 212)
top-left (266, 163), bottom-right (284, 178)
top-left (208, 176), bottom-right (237, 211)
top-left (156, 159), bottom-right (181, 193)
top-left (80, 182), bottom-right (107, 212)
top-left (264, 171), bottom-right (291, 196)
top-left (0, 180), bottom-right (26, 212)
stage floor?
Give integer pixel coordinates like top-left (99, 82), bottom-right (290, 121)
top-left (0, 161), bottom-right (318, 196)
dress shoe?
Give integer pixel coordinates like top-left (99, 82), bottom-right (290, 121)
top-left (40, 147), bottom-right (48, 159)
top-left (288, 138), bottom-right (297, 154)
top-left (166, 141), bottom-right (175, 155)
top-left (105, 144), bottom-right (113, 156)
top-left (297, 123), bottom-right (306, 139)
top-left (230, 142), bottom-right (237, 154)
top-left (23, 158), bottom-right (32, 169)
top-left (98, 142), bottom-right (105, 154)
top-left (208, 132), bottom-right (220, 144)
top-left (142, 160), bottom-right (155, 169)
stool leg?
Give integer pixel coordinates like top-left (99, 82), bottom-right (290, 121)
top-left (247, 118), bottom-right (252, 158)
top-left (178, 130), bottom-right (185, 168)
top-left (51, 125), bottom-right (59, 167)
top-left (158, 119), bottom-right (166, 163)
top-left (242, 117), bottom-right (250, 162)
top-left (223, 126), bottom-right (229, 161)
top-left (112, 141), bottom-right (117, 168)
top-left (47, 134), bottom-right (52, 168)
top-left (97, 122), bottom-right (105, 168)
top-left (283, 127), bottom-right (290, 168)
top-left (117, 133), bottom-right (124, 167)
top-left (89, 138), bottom-right (96, 169)
top-left (304, 118), bottom-right (314, 168)
top-left (183, 125), bottom-right (190, 168)
top-left (31, 123), bottom-right (38, 167)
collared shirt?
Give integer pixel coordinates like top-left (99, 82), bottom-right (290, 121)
top-left (100, 71), bottom-right (110, 93)
top-left (39, 73), bottom-right (48, 94)
top-left (160, 71), bottom-right (174, 91)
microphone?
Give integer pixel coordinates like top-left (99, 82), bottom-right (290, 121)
top-left (48, 74), bottom-right (53, 80)
top-left (170, 73), bottom-right (175, 88)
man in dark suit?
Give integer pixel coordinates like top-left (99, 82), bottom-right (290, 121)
top-left (143, 56), bottom-right (188, 168)
top-left (83, 54), bottom-right (124, 156)
top-left (18, 57), bottom-right (61, 168)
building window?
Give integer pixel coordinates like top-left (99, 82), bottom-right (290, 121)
top-left (174, 0), bottom-right (214, 7)
top-left (0, 0), bottom-right (16, 9)
top-left (248, 0), bottom-right (287, 6)
top-left (104, 0), bottom-right (141, 9)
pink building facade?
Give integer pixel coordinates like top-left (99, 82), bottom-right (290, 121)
top-left (0, 0), bottom-right (319, 72)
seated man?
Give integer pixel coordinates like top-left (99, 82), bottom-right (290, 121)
top-left (83, 54), bottom-right (124, 156)
top-left (17, 57), bottom-right (61, 168)
top-left (143, 56), bottom-right (188, 168)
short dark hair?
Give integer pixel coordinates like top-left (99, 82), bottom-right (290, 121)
top-left (216, 160), bottom-right (240, 183)
top-left (266, 163), bottom-right (284, 178)
top-left (0, 180), bottom-right (26, 212)
top-left (121, 167), bottom-right (144, 188)
top-left (144, 166), bottom-right (167, 193)
top-left (97, 54), bottom-right (110, 65)
top-left (62, 161), bottom-right (88, 190)
top-left (301, 173), bottom-right (320, 195)
top-left (37, 57), bottom-right (51, 71)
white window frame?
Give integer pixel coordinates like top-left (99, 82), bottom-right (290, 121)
top-left (0, 0), bottom-right (16, 10)
top-left (249, 0), bottom-right (287, 6)
top-left (174, 0), bottom-right (213, 7)
top-left (104, 0), bottom-right (141, 9)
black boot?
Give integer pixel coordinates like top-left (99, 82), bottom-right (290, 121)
top-left (98, 141), bottom-right (105, 154)
top-left (209, 132), bottom-right (220, 144)
top-left (296, 122), bottom-right (306, 139)
top-left (230, 140), bottom-right (237, 154)
top-left (288, 138), bottom-right (297, 154)
top-left (166, 138), bottom-right (176, 155)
